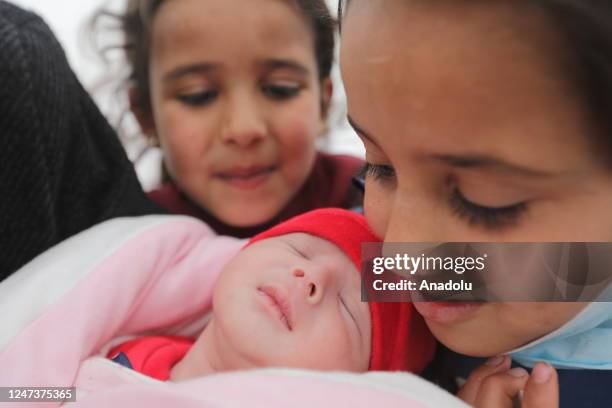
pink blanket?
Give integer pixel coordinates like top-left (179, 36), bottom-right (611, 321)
top-left (0, 215), bottom-right (466, 407)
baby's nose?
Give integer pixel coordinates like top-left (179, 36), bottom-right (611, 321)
top-left (292, 267), bottom-right (329, 304)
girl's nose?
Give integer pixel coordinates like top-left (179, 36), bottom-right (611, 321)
top-left (220, 95), bottom-right (266, 148)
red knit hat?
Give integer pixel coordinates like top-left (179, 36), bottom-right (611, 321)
top-left (248, 208), bottom-right (435, 373)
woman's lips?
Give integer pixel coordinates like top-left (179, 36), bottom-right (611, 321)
top-left (413, 301), bottom-right (484, 324)
top-left (257, 285), bottom-right (293, 331)
top-left (215, 166), bottom-right (276, 190)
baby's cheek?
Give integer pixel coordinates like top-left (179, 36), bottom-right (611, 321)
top-left (313, 318), bottom-right (360, 369)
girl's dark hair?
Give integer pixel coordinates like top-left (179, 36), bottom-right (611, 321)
top-left (337, 0), bottom-right (612, 153)
top-left (535, 1), bottom-right (612, 151)
top-left (92, 0), bottom-right (335, 117)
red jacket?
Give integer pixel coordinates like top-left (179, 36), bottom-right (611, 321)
top-left (108, 336), bottom-right (194, 381)
top-left (148, 152), bottom-right (363, 238)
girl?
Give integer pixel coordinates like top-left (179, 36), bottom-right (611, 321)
top-left (339, 0), bottom-right (612, 407)
top-left (97, 0), bottom-right (362, 238)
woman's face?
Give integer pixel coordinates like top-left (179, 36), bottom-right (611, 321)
top-left (340, 0), bottom-right (612, 356)
top-left (143, 0), bottom-right (329, 227)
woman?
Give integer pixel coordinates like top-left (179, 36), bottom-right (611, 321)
top-left (339, 0), bottom-right (612, 406)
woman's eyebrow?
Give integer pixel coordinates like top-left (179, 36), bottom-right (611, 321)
top-left (347, 115), bottom-right (380, 148)
top-left (347, 115), bottom-right (563, 179)
top-left (431, 154), bottom-right (559, 178)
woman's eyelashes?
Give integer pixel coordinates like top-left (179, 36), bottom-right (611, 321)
top-left (363, 162), bottom-right (528, 229)
top-left (449, 188), bottom-right (528, 229)
top-left (364, 162), bottom-right (396, 182)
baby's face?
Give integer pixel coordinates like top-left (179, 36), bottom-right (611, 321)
top-left (210, 233), bottom-right (371, 371)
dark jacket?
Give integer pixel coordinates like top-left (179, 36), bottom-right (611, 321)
top-left (0, 1), bottom-right (162, 280)
top-left (427, 346), bottom-right (612, 408)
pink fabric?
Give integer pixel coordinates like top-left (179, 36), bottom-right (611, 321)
top-left (0, 216), bottom-right (466, 408)
top-left (74, 372), bottom-right (428, 408)
top-left (0, 217), bottom-right (242, 403)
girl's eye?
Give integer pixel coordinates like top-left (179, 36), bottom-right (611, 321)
top-left (262, 84), bottom-right (301, 100)
top-left (176, 90), bottom-right (218, 106)
top-left (364, 162), bottom-right (396, 182)
top-left (450, 188), bottom-right (528, 229)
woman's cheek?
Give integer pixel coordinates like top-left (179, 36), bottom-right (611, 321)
top-left (364, 183), bottom-right (391, 238)
top-left (499, 302), bottom-right (587, 339)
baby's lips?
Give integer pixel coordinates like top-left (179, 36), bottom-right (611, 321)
top-left (259, 284), bottom-right (294, 330)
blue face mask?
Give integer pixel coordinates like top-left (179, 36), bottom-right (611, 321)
top-left (510, 285), bottom-right (612, 370)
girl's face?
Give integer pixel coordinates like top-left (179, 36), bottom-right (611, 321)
top-left (143, 0), bottom-right (329, 227)
top-left (341, 0), bottom-right (612, 356)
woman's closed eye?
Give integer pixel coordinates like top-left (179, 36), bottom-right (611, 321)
top-left (364, 162), bottom-right (396, 182)
top-left (176, 89), bottom-right (218, 106)
top-left (363, 162), bottom-right (528, 229)
top-left (450, 188), bottom-right (528, 229)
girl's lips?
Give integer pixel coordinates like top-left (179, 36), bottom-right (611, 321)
top-left (413, 301), bottom-right (484, 324)
top-left (257, 285), bottom-right (293, 331)
top-left (215, 166), bottom-right (276, 190)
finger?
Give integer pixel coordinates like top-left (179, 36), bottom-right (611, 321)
top-left (474, 368), bottom-right (530, 408)
top-left (522, 363), bottom-right (559, 408)
top-left (457, 355), bottom-right (512, 404)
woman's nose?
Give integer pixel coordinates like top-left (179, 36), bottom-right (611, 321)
top-left (220, 94), bottom-right (266, 148)
top-left (383, 189), bottom-right (446, 243)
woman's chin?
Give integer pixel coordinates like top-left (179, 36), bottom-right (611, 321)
top-left (429, 323), bottom-right (508, 356)
top-left (422, 309), bottom-right (521, 357)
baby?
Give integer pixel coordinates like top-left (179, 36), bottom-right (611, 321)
top-left (107, 209), bottom-right (435, 380)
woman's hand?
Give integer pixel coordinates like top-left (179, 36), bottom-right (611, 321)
top-left (457, 356), bottom-right (559, 407)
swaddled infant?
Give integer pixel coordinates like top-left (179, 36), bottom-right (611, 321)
top-left (107, 209), bottom-right (435, 380)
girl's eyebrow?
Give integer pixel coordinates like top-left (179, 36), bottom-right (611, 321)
top-left (261, 59), bottom-right (310, 76)
top-left (164, 63), bottom-right (218, 82)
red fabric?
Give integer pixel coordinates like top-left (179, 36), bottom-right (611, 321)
top-left (148, 152), bottom-right (363, 238)
top-left (248, 208), bottom-right (435, 373)
top-left (107, 336), bottom-right (194, 381)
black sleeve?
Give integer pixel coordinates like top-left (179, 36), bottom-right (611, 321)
top-left (0, 1), bottom-right (164, 280)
